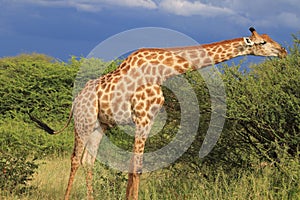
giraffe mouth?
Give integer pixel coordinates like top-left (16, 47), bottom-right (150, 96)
top-left (278, 47), bottom-right (288, 58)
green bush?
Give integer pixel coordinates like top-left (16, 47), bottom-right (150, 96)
top-left (0, 131), bottom-right (38, 194)
top-left (202, 37), bottom-right (300, 169)
top-left (0, 53), bottom-right (79, 120)
top-left (0, 54), bottom-right (77, 194)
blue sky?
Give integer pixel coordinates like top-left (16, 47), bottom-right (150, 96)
top-left (0, 0), bottom-right (299, 61)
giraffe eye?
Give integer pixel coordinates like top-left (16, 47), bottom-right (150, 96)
top-left (260, 41), bottom-right (267, 45)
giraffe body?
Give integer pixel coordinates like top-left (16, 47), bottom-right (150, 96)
top-left (30, 28), bottom-right (287, 200)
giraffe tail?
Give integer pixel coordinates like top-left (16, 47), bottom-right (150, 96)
top-left (28, 105), bottom-right (73, 135)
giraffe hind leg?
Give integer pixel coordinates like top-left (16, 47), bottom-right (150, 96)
top-left (81, 121), bottom-right (105, 200)
top-left (64, 130), bottom-right (85, 200)
top-left (81, 148), bottom-right (95, 200)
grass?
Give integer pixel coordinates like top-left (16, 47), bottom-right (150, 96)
top-left (1, 157), bottom-right (85, 200)
top-left (1, 156), bottom-right (299, 200)
top-left (0, 118), bottom-right (299, 200)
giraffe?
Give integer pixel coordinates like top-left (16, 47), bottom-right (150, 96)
top-left (29, 27), bottom-right (287, 200)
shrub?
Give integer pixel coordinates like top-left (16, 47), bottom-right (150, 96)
top-left (0, 53), bottom-right (79, 120)
top-left (202, 37), bottom-right (300, 169)
top-left (0, 131), bottom-right (38, 194)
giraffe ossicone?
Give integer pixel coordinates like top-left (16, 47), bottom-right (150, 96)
top-left (30, 27), bottom-right (287, 200)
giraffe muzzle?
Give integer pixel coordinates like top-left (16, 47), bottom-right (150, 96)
top-left (279, 47), bottom-right (288, 58)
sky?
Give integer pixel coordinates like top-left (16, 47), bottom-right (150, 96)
top-left (0, 0), bottom-right (299, 62)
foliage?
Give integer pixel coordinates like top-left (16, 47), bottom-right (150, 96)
top-left (0, 152), bottom-right (38, 195)
top-left (0, 54), bottom-right (77, 195)
top-left (0, 53), bottom-right (79, 120)
top-left (0, 128), bottom-right (38, 194)
top-left (210, 43), bottom-right (300, 168)
top-left (0, 54), bottom-right (122, 195)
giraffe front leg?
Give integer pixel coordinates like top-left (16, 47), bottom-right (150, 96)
top-left (126, 125), bottom-right (150, 200)
top-left (126, 84), bottom-right (164, 200)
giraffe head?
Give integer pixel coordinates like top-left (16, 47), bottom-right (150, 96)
top-left (245, 27), bottom-right (287, 58)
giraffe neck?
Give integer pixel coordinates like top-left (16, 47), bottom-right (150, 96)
top-left (165, 37), bottom-right (251, 69)
top-left (202, 37), bottom-right (252, 64)
top-left (105, 37), bottom-right (252, 89)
